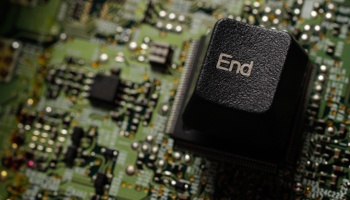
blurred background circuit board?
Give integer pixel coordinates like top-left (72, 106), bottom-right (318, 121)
top-left (1, 0), bottom-right (350, 199)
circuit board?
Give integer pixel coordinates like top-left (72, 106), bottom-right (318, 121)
top-left (1, 0), bottom-right (350, 199)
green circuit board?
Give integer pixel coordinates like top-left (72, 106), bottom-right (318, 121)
top-left (1, 0), bottom-right (350, 199)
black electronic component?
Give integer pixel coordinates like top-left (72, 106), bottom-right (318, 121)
top-left (110, 111), bottom-right (120, 121)
top-left (325, 146), bottom-right (332, 155)
top-left (94, 172), bottom-right (108, 195)
top-left (333, 165), bottom-right (344, 174)
top-left (37, 163), bottom-right (48, 172)
top-left (137, 153), bottom-right (145, 161)
top-left (110, 68), bottom-right (121, 76)
top-left (315, 126), bottom-right (324, 134)
top-left (286, 8), bottom-right (293, 21)
top-left (171, 163), bottom-right (183, 173)
top-left (334, 148), bottom-right (341, 162)
top-left (136, 152), bottom-right (145, 168)
top-left (64, 146), bottom-right (77, 167)
top-left (169, 18), bottom-right (313, 170)
top-left (148, 41), bottom-right (173, 70)
top-left (304, 171), bottom-right (316, 180)
top-left (308, 117), bottom-right (315, 128)
top-left (63, 81), bottom-right (71, 94)
top-left (309, 103), bottom-right (319, 116)
top-left (345, 151), bottom-right (350, 160)
top-left (293, 28), bottom-right (301, 40)
top-left (137, 98), bottom-right (148, 106)
top-left (148, 155), bottom-right (156, 163)
top-left (24, 151), bottom-right (34, 159)
top-left (71, 2), bottom-right (83, 20)
top-left (63, 116), bottom-right (71, 128)
top-left (91, 195), bottom-right (100, 200)
top-left (172, 180), bottom-right (188, 192)
top-left (306, 160), bottom-right (313, 169)
top-left (101, 148), bottom-right (118, 159)
top-left (319, 171), bottom-right (327, 185)
top-left (332, 24), bottom-right (340, 36)
top-left (49, 157), bottom-right (57, 168)
top-left (150, 94), bottom-right (158, 107)
top-left (76, 72), bottom-right (85, 83)
top-left (89, 74), bottom-right (120, 104)
top-left (10, 130), bottom-right (25, 146)
top-left (36, 154), bottom-right (48, 162)
top-left (339, 124), bottom-right (347, 138)
top-left (71, 126), bottom-right (84, 146)
top-left (330, 174), bottom-right (338, 188)
top-left (50, 128), bottom-right (58, 140)
top-left (37, 115), bottom-right (45, 124)
top-left (147, 155), bottom-right (156, 168)
top-left (54, 145), bottom-right (62, 156)
top-left (317, 119), bottom-right (326, 128)
top-left (136, 160), bottom-right (143, 168)
top-left (46, 89), bottom-right (58, 99)
top-left (243, 2), bottom-right (252, 13)
top-left (319, 135), bottom-right (330, 143)
top-left (26, 113), bottom-right (36, 125)
top-left (323, 153), bottom-right (330, 160)
top-left (314, 144), bottom-right (322, 156)
top-left (327, 42), bottom-right (335, 56)
top-left (142, 1), bottom-right (154, 23)
top-left (143, 108), bottom-right (152, 126)
top-left (143, 82), bottom-right (151, 97)
top-left (153, 169), bottom-right (162, 183)
top-left (315, 119), bottom-right (326, 134)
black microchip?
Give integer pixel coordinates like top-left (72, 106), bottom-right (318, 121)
top-left (64, 146), bottom-right (77, 167)
top-left (89, 74), bottom-right (120, 104)
top-left (94, 172), bottom-right (108, 195)
top-left (71, 126), bottom-right (84, 146)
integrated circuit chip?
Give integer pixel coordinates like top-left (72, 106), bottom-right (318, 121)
top-left (89, 74), bottom-right (120, 104)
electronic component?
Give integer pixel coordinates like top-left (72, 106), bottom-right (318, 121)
top-left (319, 172), bottom-right (327, 185)
top-left (71, 126), bottom-right (84, 147)
top-left (304, 171), bottom-right (316, 180)
top-left (326, 42), bottom-right (335, 56)
top-left (0, 38), bottom-right (22, 82)
top-left (64, 146), bottom-right (77, 167)
top-left (171, 163), bottom-right (183, 173)
top-left (90, 195), bottom-right (100, 200)
top-left (101, 148), bottom-right (118, 159)
top-left (89, 74), bottom-right (120, 104)
top-left (10, 130), bottom-right (25, 146)
top-left (148, 41), bottom-right (173, 70)
top-left (171, 180), bottom-right (189, 192)
top-left (339, 124), bottom-right (347, 138)
top-left (330, 174), bottom-right (338, 188)
top-left (142, 1), bottom-right (154, 23)
top-left (94, 172), bottom-right (108, 195)
top-left (169, 19), bottom-right (314, 170)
